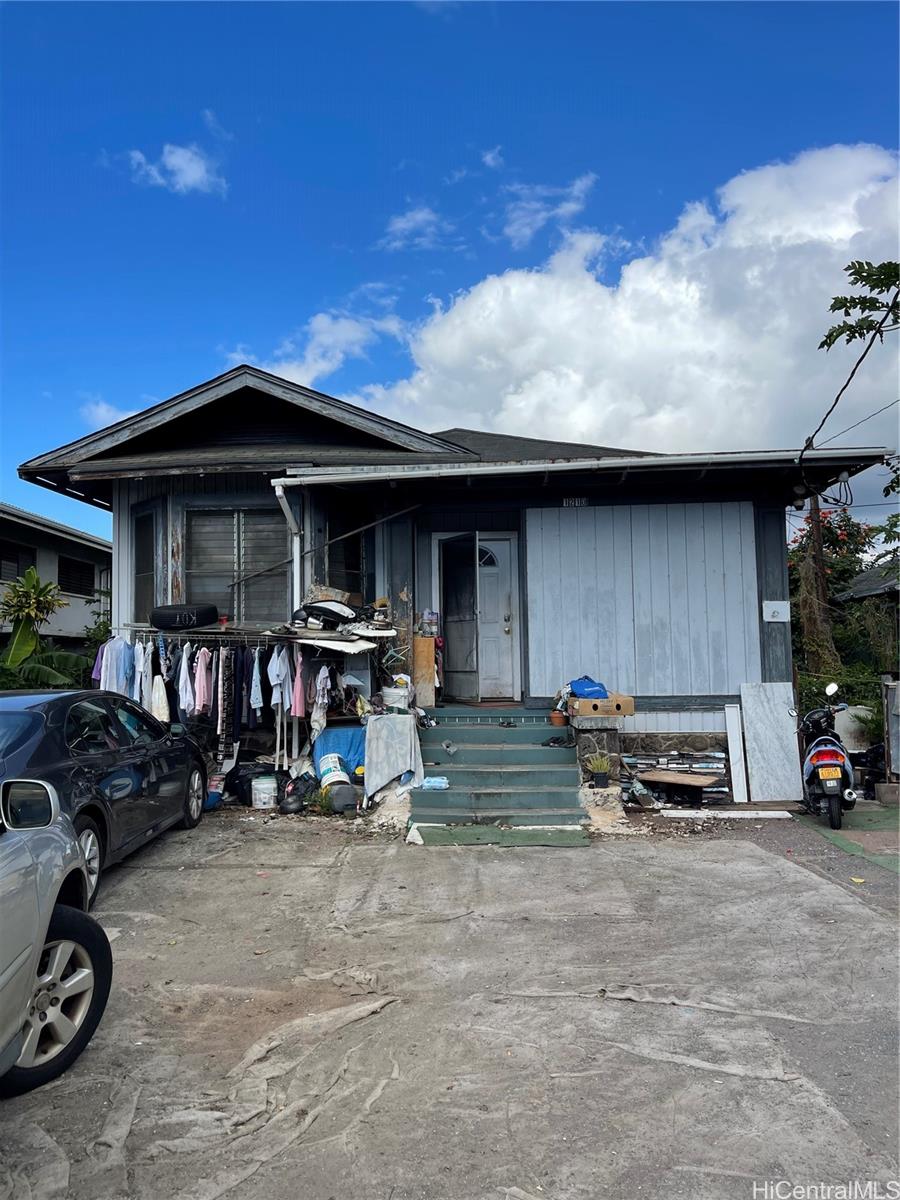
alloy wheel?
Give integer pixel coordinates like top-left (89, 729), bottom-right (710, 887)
top-left (17, 940), bottom-right (95, 1068)
top-left (188, 769), bottom-right (204, 820)
top-left (78, 829), bottom-right (101, 898)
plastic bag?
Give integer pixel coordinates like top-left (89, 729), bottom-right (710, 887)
top-left (569, 676), bottom-right (609, 699)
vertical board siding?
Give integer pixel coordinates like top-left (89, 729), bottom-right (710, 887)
top-left (526, 502), bottom-right (761, 698)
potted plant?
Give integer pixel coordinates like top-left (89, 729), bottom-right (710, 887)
top-left (586, 752), bottom-right (611, 788)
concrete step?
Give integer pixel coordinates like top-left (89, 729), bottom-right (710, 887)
top-left (421, 742), bottom-right (577, 766)
top-left (411, 785), bottom-right (580, 810)
top-left (420, 723), bottom-right (565, 745)
top-left (410, 808), bottom-right (585, 827)
top-left (425, 764), bottom-right (580, 788)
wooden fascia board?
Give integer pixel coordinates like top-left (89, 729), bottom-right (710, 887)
top-left (19, 366), bottom-right (464, 471)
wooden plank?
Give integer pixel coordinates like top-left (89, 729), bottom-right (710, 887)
top-left (413, 636), bottom-right (436, 707)
top-left (724, 704), bottom-right (749, 803)
top-left (637, 770), bottom-right (721, 788)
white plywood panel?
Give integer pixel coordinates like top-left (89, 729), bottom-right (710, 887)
top-left (724, 704), bottom-right (749, 803)
top-left (740, 682), bottom-right (803, 802)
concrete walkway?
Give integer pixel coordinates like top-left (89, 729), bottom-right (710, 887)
top-left (2, 813), bottom-right (897, 1200)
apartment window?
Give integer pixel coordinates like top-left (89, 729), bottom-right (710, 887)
top-left (58, 556), bottom-right (95, 597)
top-left (185, 508), bottom-right (289, 624)
top-left (133, 510), bottom-right (157, 623)
top-left (0, 540), bottom-right (36, 583)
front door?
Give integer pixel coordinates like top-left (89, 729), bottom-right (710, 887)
top-left (477, 538), bottom-right (516, 699)
top-left (441, 534), bottom-right (478, 701)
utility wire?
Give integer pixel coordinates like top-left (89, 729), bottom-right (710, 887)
top-left (818, 397), bottom-right (900, 446)
top-left (799, 285), bottom-right (900, 505)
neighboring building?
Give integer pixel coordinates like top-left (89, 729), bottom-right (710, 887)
top-left (0, 503), bottom-right (111, 646)
top-left (17, 365), bottom-right (887, 732)
top-left (836, 560), bottom-right (899, 603)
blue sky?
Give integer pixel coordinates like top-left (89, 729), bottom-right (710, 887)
top-left (2, 1), bottom-right (898, 537)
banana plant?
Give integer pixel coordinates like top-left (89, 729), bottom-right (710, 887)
top-left (1, 567), bottom-right (85, 687)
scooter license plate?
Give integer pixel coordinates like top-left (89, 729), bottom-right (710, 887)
top-left (818, 767), bottom-right (842, 779)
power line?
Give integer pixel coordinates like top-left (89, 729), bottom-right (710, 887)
top-left (799, 286), bottom-right (900, 472)
top-left (818, 397), bottom-right (900, 446)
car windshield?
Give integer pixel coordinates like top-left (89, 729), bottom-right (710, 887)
top-left (0, 712), bottom-right (42, 760)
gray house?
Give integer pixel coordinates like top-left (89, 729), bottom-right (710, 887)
top-left (19, 365), bottom-right (885, 736)
top-left (0, 503), bottom-right (111, 647)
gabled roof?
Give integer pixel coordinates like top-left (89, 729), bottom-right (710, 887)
top-left (836, 560), bottom-right (899, 602)
top-left (0, 503), bottom-right (111, 553)
top-left (434, 427), bottom-right (652, 461)
top-left (20, 365), bottom-right (466, 473)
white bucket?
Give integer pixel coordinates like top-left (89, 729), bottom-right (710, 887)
top-left (382, 686), bottom-right (409, 711)
top-left (251, 776), bottom-right (278, 810)
top-left (319, 753), bottom-right (350, 788)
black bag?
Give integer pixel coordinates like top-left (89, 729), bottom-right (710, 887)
top-left (150, 604), bottom-right (219, 630)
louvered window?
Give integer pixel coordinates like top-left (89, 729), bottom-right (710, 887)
top-left (185, 508), bottom-right (289, 624)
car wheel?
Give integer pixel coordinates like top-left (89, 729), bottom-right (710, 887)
top-left (179, 764), bottom-right (205, 830)
top-left (73, 814), bottom-right (104, 905)
top-left (0, 905), bottom-right (113, 1099)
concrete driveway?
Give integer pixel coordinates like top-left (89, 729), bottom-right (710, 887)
top-left (2, 813), bottom-right (898, 1200)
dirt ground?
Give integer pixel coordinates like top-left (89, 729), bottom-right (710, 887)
top-left (2, 809), bottom-right (898, 1200)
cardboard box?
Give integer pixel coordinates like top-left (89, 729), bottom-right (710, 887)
top-left (568, 692), bottom-right (635, 717)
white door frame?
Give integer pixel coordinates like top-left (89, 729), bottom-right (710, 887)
top-left (431, 531), bottom-right (522, 701)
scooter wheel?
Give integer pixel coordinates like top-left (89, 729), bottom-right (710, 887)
top-left (827, 794), bottom-right (842, 830)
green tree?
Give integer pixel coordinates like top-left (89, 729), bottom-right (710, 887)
top-left (0, 566), bottom-right (88, 688)
top-left (818, 260), bottom-right (900, 350)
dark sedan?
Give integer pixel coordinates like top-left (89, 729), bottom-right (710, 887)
top-left (0, 691), bottom-right (207, 901)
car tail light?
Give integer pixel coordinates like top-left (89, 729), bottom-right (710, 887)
top-left (810, 749), bottom-right (845, 766)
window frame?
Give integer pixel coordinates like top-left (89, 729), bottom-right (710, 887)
top-left (57, 554), bottom-right (96, 598)
top-left (176, 496), bottom-right (290, 626)
top-left (64, 698), bottom-right (127, 757)
top-left (131, 499), bottom-right (166, 624)
top-left (106, 696), bottom-right (166, 747)
top-left (0, 539), bottom-right (37, 584)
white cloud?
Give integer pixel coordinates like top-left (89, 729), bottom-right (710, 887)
top-left (501, 172), bottom-right (597, 248)
top-left (232, 311), bottom-right (406, 388)
top-left (481, 145), bottom-right (504, 170)
top-left (128, 143), bottom-right (227, 196)
top-left (356, 145), bottom-right (898, 469)
top-left (78, 393), bottom-right (139, 429)
top-left (202, 108), bottom-right (233, 141)
top-left (378, 205), bottom-right (456, 251)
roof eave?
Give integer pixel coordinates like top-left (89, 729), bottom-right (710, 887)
top-left (18, 365), bottom-right (467, 472)
top-left (274, 446), bottom-right (889, 488)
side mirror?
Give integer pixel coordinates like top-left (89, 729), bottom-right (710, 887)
top-left (169, 723), bottom-right (187, 738)
top-left (825, 682), bottom-right (839, 698)
top-left (1, 780), bottom-right (58, 830)
top-left (788, 708), bottom-right (798, 718)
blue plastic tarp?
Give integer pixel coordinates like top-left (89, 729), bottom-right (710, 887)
top-left (312, 725), bottom-right (367, 778)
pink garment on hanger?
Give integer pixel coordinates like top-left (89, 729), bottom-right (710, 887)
top-left (292, 646), bottom-right (306, 718)
top-left (193, 647), bottom-right (212, 713)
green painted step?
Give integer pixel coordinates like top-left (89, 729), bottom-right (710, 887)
top-left (425, 764), bottom-right (579, 788)
top-left (422, 743), bottom-right (577, 766)
top-left (411, 807), bottom-right (585, 826)
top-left (416, 825), bottom-right (590, 846)
top-left (411, 785), bottom-right (580, 809)
top-left (420, 723), bottom-right (564, 745)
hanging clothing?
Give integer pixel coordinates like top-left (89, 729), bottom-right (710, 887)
top-left (267, 646), bottom-right (293, 713)
top-left (193, 647), bottom-right (213, 714)
top-left (291, 647), bottom-right (306, 718)
top-left (122, 641), bottom-right (135, 697)
top-left (151, 675), bottom-right (169, 724)
top-left (178, 641), bottom-right (195, 717)
top-left (140, 642), bottom-right (154, 710)
top-left (91, 643), bottom-right (105, 685)
top-left (131, 642), bottom-right (144, 702)
top-left (99, 636), bottom-right (130, 696)
top-left (249, 647), bottom-right (263, 716)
